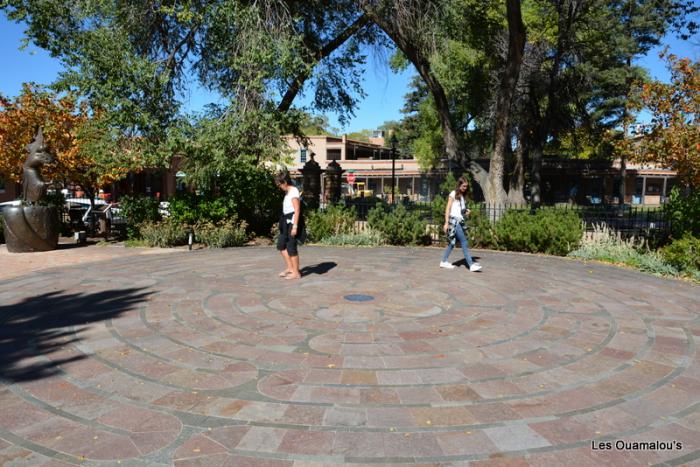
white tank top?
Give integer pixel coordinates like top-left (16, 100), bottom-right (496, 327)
top-left (449, 191), bottom-right (465, 220)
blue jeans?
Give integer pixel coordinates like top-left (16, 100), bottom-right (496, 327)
top-left (442, 222), bottom-right (475, 266)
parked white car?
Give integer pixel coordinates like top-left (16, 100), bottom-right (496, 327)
top-left (64, 198), bottom-right (124, 226)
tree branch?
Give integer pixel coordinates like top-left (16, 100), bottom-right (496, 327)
top-left (277, 14), bottom-right (370, 112)
top-left (164, 24), bottom-right (200, 74)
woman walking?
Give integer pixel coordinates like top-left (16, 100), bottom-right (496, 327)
top-left (440, 176), bottom-right (482, 272)
top-left (276, 172), bottom-right (302, 280)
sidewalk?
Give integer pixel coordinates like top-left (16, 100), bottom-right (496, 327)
top-left (0, 239), bottom-right (180, 281)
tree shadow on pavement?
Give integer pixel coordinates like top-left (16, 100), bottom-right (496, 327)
top-left (0, 288), bottom-right (151, 383)
top-left (300, 262), bottom-right (337, 276)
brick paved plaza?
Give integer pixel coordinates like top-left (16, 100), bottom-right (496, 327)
top-left (0, 244), bottom-right (698, 466)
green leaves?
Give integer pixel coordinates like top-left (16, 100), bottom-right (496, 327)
top-left (367, 204), bottom-right (431, 246)
top-left (306, 204), bottom-right (356, 242)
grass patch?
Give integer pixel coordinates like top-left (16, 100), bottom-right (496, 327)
top-left (568, 224), bottom-right (688, 279)
top-left (124, 239), bottom-right (150, 248)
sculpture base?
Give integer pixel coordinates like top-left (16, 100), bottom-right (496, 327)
top-left (2, 205), bottom-right (59, 253)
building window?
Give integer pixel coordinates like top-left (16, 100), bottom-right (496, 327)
top-left (645, 178), bottom-right (663, 195)
top-left (327, 149), bottom-right (341, 160)
top-left (300, 148), bottom-right (307, 164)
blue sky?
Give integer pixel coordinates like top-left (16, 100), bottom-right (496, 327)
top-left (1, 14), bottom-right (697, 133)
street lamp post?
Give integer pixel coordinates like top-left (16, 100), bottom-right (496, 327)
top-left (390, 134), bottom-right (398, 204)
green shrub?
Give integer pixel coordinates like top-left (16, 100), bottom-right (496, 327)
top-left (319, 230), bottom-right (384, 246)
top-left (166, 161), bottom-right (279, 236)
top-left (465, 203), bottom-right (496, 248)
top-left (195, 218), bottom-right (248, 248)
top-left (188, 161), bottom-right (279, 235)
top-left (120, 195), bottom-right (161, 239)
top-left (431, 194), bottom-right (448, 225)
top-left (493, 208), bottom-right (582, 255)
top-left (661, 235), bottom-right (700, 273)
top-left (138, 219), bottom-right (188, 247)
top-left (367, 204), bottom-right (431, 246)
top-left (168, 191), bottom-right (233, 225)
top-left (306, 204), bottom-right (356, 242)
top-left (664, 188), bottom-right (700, 238)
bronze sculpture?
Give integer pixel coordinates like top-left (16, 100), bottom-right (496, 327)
top-left (22, 128), bottom-right (55, 202)
top-left (2, 127), bottom-right (60, 252)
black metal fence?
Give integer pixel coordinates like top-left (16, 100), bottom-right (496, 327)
top-left (336, 198), bottom-right (671, 245)
top-left (55, 193), bottom-right (670, 243)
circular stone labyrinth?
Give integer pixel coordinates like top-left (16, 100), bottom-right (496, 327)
top-left (0, 246), bottom-right (698, 466)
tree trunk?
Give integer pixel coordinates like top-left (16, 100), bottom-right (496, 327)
top-left (528, 1), bottom-right (587, 208)
top-left (488, 0), bottom-right (526, 208)
top-left (507, 142), bottom-right (527, 205)
top-left (619, 153), bottom-right (626, 204)
top-left (530, 142), bottom-right (543, 206)
top-left (619, 54), bottom-right (632, 205)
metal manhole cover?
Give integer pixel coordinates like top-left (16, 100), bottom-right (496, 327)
top-left (344, 294), bottom-right (375, 302)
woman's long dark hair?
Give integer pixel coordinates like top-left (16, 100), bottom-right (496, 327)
top-left (454, 176), bottom-right (469, 201)
top-left (275, 171), bottom-right (292, 187)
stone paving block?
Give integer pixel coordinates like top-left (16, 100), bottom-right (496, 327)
top-left (278, 430), bottom-right (335, 455)
top-left (528, 416), bottom-right (595, 444)
top-left (101, 404), bottom-right (181, 432)
top-left (382, 432), bottom-right (444, 458)
top-left (409, 406), bottom-right (478, 427)
top-left (323, 407), bottom-right (367, 427)
top-left (435, 430), bottom-right (498, 456)
top-left (331, 431), bottom-right (385, 457)
top-left (173, 433), bottom-right (229, 461)
top-left (236, 426), bottom-right (287, 452)
top-left (366, 408), bottom-right (415, 428)
top-left (359, 387), bottom-right (401, 404)
top-left (483, 425), bottom-right (551, 452)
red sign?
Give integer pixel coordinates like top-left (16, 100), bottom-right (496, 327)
top-left (346, 172), bottom-right (356, 184)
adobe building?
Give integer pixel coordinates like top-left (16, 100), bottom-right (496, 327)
top-left (284, 133), bottom-right (678, 206)
top-left (539, 158), bottom-right (678, 205)
top-left (285, 132), bottom-right (447, 201)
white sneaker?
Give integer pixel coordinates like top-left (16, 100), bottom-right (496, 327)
top-left (440, 261), bottom-right (456, 269)
top-left (469, 263), bottom-right (482, 272)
